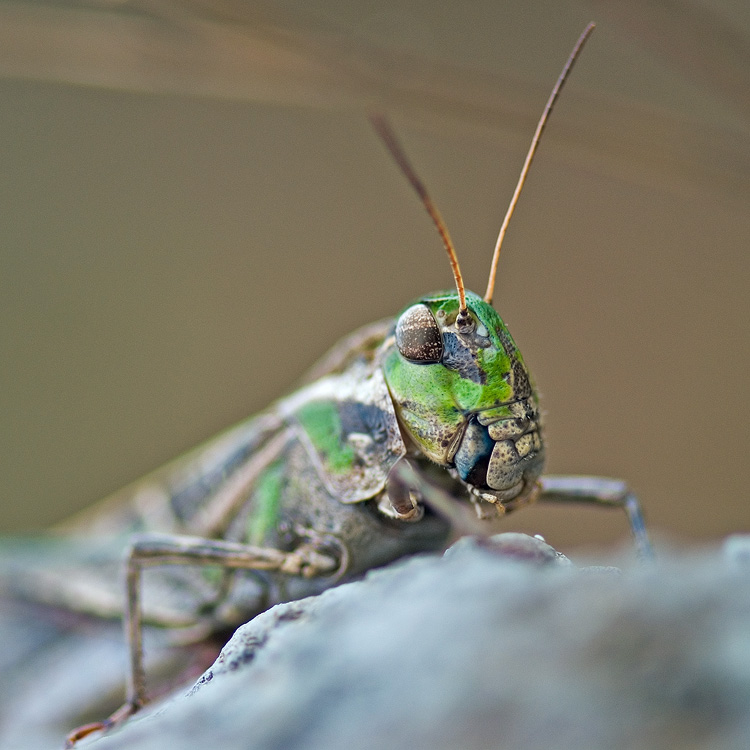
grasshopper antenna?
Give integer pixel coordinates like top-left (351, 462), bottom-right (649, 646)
top-left (484, 22), bottom-right (596, 305)
top-left (370, 113), bottom-right (471, 328)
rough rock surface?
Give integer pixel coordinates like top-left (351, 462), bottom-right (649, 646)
top-left (69, 533), bottom-right (750, 750)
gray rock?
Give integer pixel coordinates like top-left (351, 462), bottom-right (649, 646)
top-left (80, 534), bottom-right (750, 750)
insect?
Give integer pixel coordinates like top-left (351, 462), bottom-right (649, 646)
top-left (1, 23), bottom-right (650, 747)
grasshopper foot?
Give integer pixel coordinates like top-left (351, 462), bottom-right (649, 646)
top-left (65, 700), bottom-right (139, 747)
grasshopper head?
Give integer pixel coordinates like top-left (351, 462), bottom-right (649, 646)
top-left (382, 291), bottom-right (544, 510)
top-left (371, 26), bottom-right (596, 511)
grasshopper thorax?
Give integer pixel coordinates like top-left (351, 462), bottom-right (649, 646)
top-left (382, 290), bottom-right (544, 507)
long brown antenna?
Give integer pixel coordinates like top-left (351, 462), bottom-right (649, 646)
top-left (370, 113), bottom-right (468, 317)
top-left (484, 22), bottom-right (596, 305)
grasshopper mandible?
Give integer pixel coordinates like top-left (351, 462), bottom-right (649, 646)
top-left (3, 23), bottom-right (650, 745)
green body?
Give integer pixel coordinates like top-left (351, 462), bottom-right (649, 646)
top-left (2, 292), bottom-right (654, 749)
top-left (4, 290), bottom-right (543, 630)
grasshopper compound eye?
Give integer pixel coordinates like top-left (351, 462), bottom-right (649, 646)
top-left (395, 304), bottom-right (443, 363)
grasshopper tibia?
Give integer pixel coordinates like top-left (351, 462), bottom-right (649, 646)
top-left (537, 476), bottom-right (653, 559)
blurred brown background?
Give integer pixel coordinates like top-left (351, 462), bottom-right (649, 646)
top-left (1, 0), bottom-right (748, 552)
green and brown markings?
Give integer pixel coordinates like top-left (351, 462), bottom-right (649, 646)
top-left (246, 461), bottom-right (284, 545)
top-left (381, 290), bottom-right (544, 502)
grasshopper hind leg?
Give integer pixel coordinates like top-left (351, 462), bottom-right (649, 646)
top-left (65, 532), bottom-right (341, 747)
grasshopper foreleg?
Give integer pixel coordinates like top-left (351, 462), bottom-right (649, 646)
top-left (65, 533), bottom-right (340, 747)
top-left (537, 476), bottom-right (653, 559)
top-left (386, 460), bottom-right (492, 537)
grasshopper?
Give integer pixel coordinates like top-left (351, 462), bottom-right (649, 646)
top-left (1, 23), bottom-right (650, 746)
